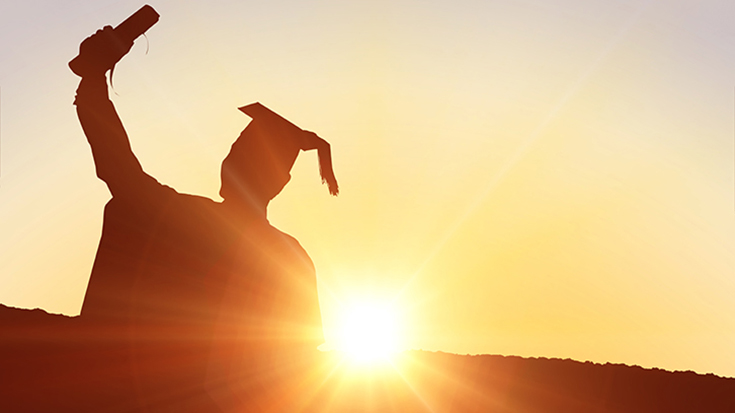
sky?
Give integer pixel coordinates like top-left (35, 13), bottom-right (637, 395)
top-left (1, 0), bottom-right (735, 377)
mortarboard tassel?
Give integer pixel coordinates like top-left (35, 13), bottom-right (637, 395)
top-left (316, 140), bottom-right (339, 196)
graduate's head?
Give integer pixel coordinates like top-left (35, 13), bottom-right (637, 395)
top-left (220, 103), bottom-right (338, 208)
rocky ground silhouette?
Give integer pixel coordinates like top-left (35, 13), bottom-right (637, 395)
top-left (2, 304), bottom-right (734, 412)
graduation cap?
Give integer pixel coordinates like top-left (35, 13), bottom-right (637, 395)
top-left (236, 103), bottom-right (339, 196)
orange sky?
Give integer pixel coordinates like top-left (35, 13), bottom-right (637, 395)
top-left (1, 0), bottom-right (734, 377)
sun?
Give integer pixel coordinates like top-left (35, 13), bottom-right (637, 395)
top-left (335, 301), bottom-right (401, 363)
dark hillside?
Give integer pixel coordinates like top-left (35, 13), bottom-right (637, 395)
top-left (2, 304), bottom-right (733, 412)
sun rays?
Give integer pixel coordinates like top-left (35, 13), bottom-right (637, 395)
top-left (335, 301), bottom-right (402, 363)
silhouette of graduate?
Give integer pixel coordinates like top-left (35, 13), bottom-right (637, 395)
top-left (71, 17), bottom-right (336, 412)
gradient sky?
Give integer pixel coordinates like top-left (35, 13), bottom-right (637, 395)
top-left (1, 0), bottom-right (734, 377)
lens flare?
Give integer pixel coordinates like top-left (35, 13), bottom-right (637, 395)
top-left (336, 302), bottom-right (400, 362)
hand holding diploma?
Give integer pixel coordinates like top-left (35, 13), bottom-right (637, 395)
top-left (69, 5), bottom-right (159, 77)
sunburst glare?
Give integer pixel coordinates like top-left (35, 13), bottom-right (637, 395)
top-left (335, 301), bottom-right (401, 363)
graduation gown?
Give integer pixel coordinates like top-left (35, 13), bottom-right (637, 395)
top-left (74, 76), bottom-right (323, 412)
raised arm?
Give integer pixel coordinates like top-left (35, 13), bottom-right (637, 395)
top-left (73, 27), bottom-right (158, 197)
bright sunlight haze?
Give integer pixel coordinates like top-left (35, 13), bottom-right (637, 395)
top-left (1, 0), bottom-right (735, 378)
top-left (335, 301), bottom-right (401, 362)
